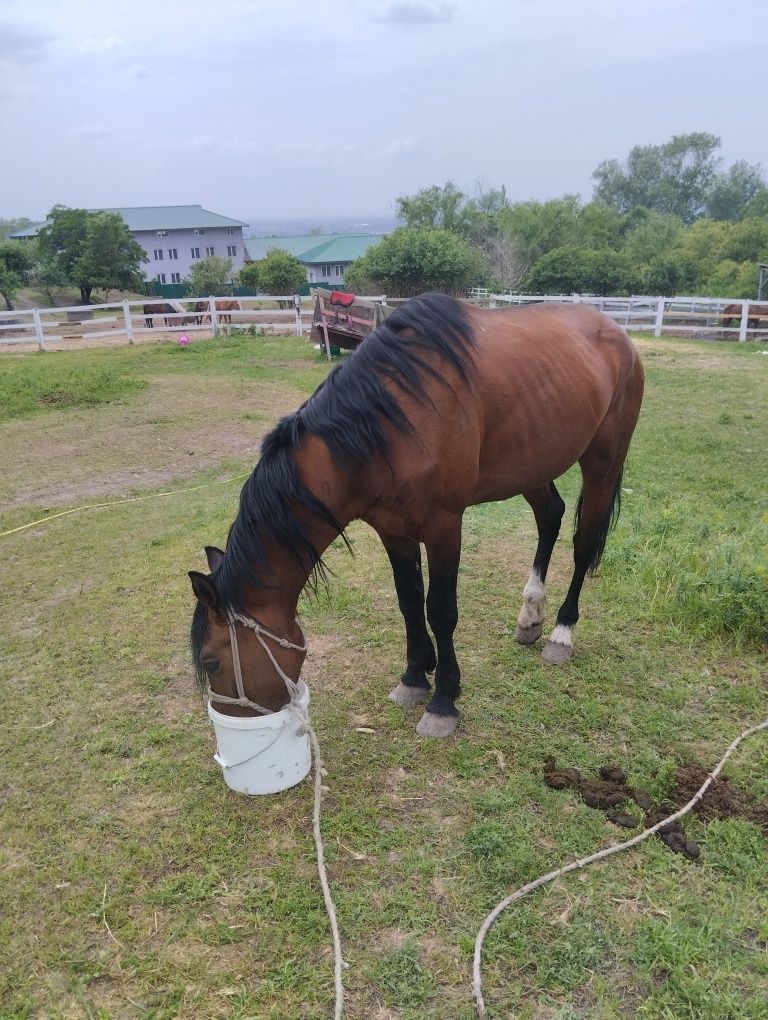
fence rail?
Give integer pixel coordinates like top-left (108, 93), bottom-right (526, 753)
top-left (1, 293), bottom-right (767, 351)
top-left (482, 294), bottom-right (768, 341)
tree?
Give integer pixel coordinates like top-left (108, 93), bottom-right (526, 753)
top-left (592, 132), bottom-right (722, 223)
top-left (701, 259), bottom-right (760, 299)
top-left (31, 255), bottom-right (69, 306)
top-left (623, 212), bottom-right (685, 266)
top-left (75, 213), bottom-right (146, 301)
top-left (526, 245), bottom-right (636, 296)
top-left (37, 206), bottom-right (145, 304)
top-left (186, 255), bottom-right (234, 296)
top-left (237, 261), bottom-right (261, 292)
top-left (0, 241), bottom-right (35, 310)
top-left (705, 160), bottom-right (766, 221)
top-left (255, 248), bottom-right (306, 294)
top-left (641, 255), bottom-right (698, 296)
top-left (344, 228), bottom-right (488, 297)
top-left (497, 196), bottom-right (584, 276)
top-left (396, 181), bottom-right (469, 233)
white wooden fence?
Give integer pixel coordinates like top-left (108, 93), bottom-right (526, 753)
top-left (1, 292), bottom-right (766, 351)
top-left (483, 294), bottom-right (768, 341)
top-left (0, 295), bottom-right (312, 351)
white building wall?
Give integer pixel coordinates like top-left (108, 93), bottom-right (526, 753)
top-left (135, 226), bottom-right (246, 284)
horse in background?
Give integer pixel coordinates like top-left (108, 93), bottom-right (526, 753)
top-left (143, 302), bottom-right (177, 328)
top-left (142, 302), bottom-right (196, 328)
top-left (722, 302), bottom-right (768, 333)
top-left (189, 294), bottom-right (644, 737)
top-left (194, 299), bottom-right (241, 326)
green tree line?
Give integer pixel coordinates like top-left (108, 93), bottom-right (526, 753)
top-left (345, 133), bottom-right (768, 298)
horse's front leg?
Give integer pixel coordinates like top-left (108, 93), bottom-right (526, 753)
top-left (378, 532), bottom-right (435, 708)
top-left (418, 513), bottom-right (463, 738)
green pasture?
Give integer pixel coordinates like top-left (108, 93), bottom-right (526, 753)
top-left (1, 331), bottom-right (767, 1019)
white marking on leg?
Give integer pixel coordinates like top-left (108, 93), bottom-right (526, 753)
top-left (547, 624), bottom-right (573, 648)
top-left (517, 571), bottom-right (546, 630)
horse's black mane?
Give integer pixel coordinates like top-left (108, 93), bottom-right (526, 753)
top-left (209, 293), bottom-right (476, 619)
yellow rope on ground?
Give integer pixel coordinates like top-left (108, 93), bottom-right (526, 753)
top-left (0, 474), bottom-right (249, 538)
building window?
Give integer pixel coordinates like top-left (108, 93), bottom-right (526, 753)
top-left (227, 228), bottom-right (236, 235)
top-left (335, 265), bottom-right (344, 276)
top-left (171, 272), bottom-right (181, 284)
top-left (168, 248), bottom-right (178, 259)
top-left (191, 247), bottom-right (200, 259)
top-left (153, 249), bottom-right (163, 261)
top-left (205, 246), bottom-right (215, 257)
top-left (157, 230), bottom-right (167, 237)
top-left (193, 228), bottom-right (205, 235)
top-left (227, 245), bottom-right (237, 257)
top-left (156, 273), bottom-right (166, 284)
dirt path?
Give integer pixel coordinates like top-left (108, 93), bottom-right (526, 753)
top-left (1, 373), bottom-right (307, 510)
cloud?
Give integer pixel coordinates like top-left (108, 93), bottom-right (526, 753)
top-left (376, 1), bottom-right (456, 24)
top-left (381, 136), bottom-right (417, 157)
top-left (79, 35), bottom-right (123, 54)
top-left (0, 20), bottom-right (52, 63)
top-left (128, 63), bottom-right (149, 79)
top-left (72, 124), bottom-right (113, 138)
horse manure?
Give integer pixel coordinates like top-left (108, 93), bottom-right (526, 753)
top-left (543, 757), bottom-right (768, 861)
top-left (606, 807), bottom-right (640, 828)
top-left (599, 764), bottom-right (628, 784)
top-left (669, 764), bottom-right (768, 832)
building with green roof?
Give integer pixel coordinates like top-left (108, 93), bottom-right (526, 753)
top-left (245, 233), bottom-right (384, 288)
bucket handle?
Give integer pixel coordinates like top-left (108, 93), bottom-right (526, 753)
top-left (213, 730), bottom-right (283, 771)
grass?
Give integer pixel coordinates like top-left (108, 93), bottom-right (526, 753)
top-left (0, 331), bottom-right (766, 1019)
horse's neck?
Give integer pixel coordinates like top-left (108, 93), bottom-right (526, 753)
top-left (256, 436), bottom-right (357, 611)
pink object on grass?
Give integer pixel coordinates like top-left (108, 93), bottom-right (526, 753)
top-left (178, 335), bottom-right (189, 346)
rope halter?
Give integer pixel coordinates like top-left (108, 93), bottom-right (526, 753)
top-left (207, 609), bottom-right (308, 719)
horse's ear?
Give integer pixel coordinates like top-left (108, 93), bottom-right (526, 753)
top-left (204, 546), bottom-right (225, 572)
top-left (189, 570), bottom-right (219, 610)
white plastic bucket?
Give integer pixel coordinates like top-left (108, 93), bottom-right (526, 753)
top-left (207, 680), bottom-right (311, 795)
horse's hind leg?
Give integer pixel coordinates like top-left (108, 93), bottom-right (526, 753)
top-left (516, 483), bottom-right (566, 645)
top-left (542, 387), bottom-right (642, 664)
top-left (379, 533), bottom-right (436, 708)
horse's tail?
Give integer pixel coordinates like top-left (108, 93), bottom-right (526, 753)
top-left (574, 467), bottom-right (623, 574)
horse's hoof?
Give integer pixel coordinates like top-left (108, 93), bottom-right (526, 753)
top-left (416, 711), bottom-right (458, 738)
top-left (389, 682), bottom-right (430, 708)
top-left (542, 640), bottom-right (573, 664)
top-left (515, 621), bottom-right (543, 645)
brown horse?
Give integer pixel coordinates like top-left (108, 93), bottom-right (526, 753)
top-left (194, 299), bottom-right (241, 325)
top-left (189, 294), bottom-right (644, 737)
top-left (722, 302), bottom-right (768, 333)
top-left (143, 301), bottom-right (177, 328)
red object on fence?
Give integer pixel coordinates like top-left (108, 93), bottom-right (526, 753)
top-left (330, 291), bottom-right (355, 307)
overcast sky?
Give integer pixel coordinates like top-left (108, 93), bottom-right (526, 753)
top-left (1, 0), bottom-right (765, 222)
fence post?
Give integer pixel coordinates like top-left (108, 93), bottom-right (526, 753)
top-left (32, 307), bottom-right (46, 351)
top-left (654, 297), bottom-right (665, 338)
top-left (739, 300), bottom-right (749, 342)
top-left (208, 296), bottom-right (219, 336)
top-left (293, 295), bottom-right (302, 335)
top-left (122, 300), bottom-right (135, 344)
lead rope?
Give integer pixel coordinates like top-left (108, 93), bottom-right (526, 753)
top-left (220, 613), bottom-right (345, 1020)
top-left (472, 716), bottom-right (768, 1019)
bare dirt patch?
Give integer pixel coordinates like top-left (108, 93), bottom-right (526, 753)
top-left (1, 373), bottom-right (307, 510)
top-left (634, 337), bottom-right (766, 372)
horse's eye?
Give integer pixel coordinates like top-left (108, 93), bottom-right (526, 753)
top-left (202, 659), bottom-right (220, 673)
